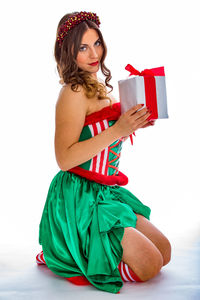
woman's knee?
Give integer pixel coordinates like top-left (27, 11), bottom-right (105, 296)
top-left (135, 214), bottom-right (172, 267)
top-left (135, 248), bottom-right (163, 282)
top-left (121, 227), bottom-right (164, 282)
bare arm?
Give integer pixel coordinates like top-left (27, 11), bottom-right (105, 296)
top-left (54, 86), bottom-right (122, 171)
top-left (63, 127), bottom-right (120, 171)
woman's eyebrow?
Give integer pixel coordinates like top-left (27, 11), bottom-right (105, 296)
top-left (80, 38), bottom-right (100, 46)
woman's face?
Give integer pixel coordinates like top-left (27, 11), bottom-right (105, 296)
top-left (76, 28), bottom-right (103, 77)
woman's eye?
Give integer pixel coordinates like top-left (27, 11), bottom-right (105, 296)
top-left (95, 40), bottom-right (101, 46)
top-left (79, 46), bottom-right (87, 51)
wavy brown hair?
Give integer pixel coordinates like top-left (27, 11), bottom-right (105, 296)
top-left (54, 12), bottom-right (113, 106)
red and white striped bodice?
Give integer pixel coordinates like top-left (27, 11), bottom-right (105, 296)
top-left (67, 102), bottom-right (129, 186)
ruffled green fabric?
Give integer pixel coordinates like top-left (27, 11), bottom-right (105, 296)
top-left (39, 170), bottom-right (151, 293)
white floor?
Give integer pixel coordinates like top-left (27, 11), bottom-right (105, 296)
top-left (1, 231), bottom-right (199, 300)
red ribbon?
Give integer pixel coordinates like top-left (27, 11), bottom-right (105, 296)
top-left (129, 131), bottom-right (135, 145)
top-left (125, 64), bottom-right (165, 146)
top-left (125, 64), bottom-right (165, 77)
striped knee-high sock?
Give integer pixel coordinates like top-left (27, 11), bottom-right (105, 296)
top-left (118, 261), bottom-right (143, 282)
top-left (36, 250), bottom-right (46, 265)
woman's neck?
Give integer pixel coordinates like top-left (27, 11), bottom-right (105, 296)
top-left (91, 73), bottom-right (97, 79)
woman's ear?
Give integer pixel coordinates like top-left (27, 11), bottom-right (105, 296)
top-left (58, 65), bottom-right (64, 85)
top-left (59, 78), bottom-right (64, 85)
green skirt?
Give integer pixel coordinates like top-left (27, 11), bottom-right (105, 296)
top-left (39, 170), bottom-right (151, 294)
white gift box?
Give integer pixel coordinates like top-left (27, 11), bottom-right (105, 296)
top-left (118, 65), bottom-right (169, 119)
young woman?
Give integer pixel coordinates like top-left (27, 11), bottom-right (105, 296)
top-left (36, 11), bottom-right (171, 294)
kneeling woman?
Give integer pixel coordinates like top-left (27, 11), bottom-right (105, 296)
top-left (37, 11), bottom-right (171, 294)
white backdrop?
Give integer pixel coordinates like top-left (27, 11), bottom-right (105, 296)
top-left (0, 0), bottom-right (199, 255)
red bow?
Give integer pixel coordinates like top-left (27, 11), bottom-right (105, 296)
top-left (124, 64), bottom-right (165, 146)
top-left (125, 64), bottom-right (165, 77)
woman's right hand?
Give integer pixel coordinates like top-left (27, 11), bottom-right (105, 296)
top-left (113, 104), bottom-right (151, 138)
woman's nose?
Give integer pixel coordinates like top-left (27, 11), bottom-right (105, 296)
top-left (89, 47), bottom-right (98, 58)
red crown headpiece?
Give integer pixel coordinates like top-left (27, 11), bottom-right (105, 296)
top-left (57, 11), bottom-right (101, 48)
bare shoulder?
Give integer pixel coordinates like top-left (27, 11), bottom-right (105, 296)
top-left (56, 83), bottom-right (86, 108)
top-left (55, 84), bottom-right (87, 124)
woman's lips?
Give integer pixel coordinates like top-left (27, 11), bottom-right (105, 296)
top-left (89, 61), bottom-right (99, 66)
